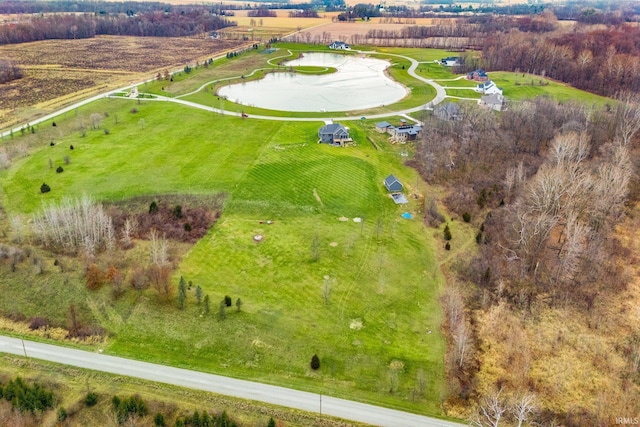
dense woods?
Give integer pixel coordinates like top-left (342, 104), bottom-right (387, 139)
top-left (413, 94), bottom-right (640, 425)
top-left (468, 24), bottom-right (640, 96)
top-left (0, 9), bottom-right (236, 44)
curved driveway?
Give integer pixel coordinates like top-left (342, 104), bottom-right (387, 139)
top-left (0, 336), bottom-right (463, 427)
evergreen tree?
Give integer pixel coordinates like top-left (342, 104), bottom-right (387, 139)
top-left (203, 295), bottom-right (210, 314)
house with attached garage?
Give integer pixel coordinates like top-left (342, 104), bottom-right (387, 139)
top-left (440, 56), bottom-right (460, 67)
top-left (390, 124), bottom-right (422, 143)
top-left (329, 41), bottom-right (350, 50)
top-left (318, 123), bottom-right (353, 146)
top-left (434, 102), bottom-right (462, 121)
top-left (475, 80), bottom-right (502, 95)
top-left (479, 93), bottom-right (507, 111)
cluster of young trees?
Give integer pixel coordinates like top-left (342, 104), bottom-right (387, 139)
top-left (288, 10), bottom-right (319, 18)
top-left (0, 59), bottom-right (23, 84)
top-left (0, 377), bottom-right (55, 414)
top-left (247, 7), bottom-right (276, 18)
top-left (0, 9), bottom-right (236, 44)
top-left (32, 195), bottom-right (115, 255)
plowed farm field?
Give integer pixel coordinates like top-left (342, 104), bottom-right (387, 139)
top-left (0, 36), bottom-right (246, 131)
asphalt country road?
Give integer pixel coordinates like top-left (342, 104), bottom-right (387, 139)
top-left (0, 336), bottom-right (464, 427)
top-left (0, 51), bottom-right (464, 426)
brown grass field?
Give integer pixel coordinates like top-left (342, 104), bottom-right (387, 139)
top-left (0, 36), bottom-right (247, 131)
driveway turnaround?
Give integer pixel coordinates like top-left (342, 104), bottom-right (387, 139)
top-left (0, 336), bottom-right (463, 427)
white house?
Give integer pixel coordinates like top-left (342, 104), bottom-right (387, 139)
top-left (329, 41), bottom-right (350, 50)
top-left (440, 56), bottom-right (460, 67)
top-left (474, 80), bottom-right (502, 95)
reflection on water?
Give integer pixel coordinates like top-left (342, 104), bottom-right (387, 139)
top-left (217, 53), bottom-right (407, 112)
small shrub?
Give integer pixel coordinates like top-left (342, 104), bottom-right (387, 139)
top-left (70, 145), bottom-right (74, 150)
top-left (56, 166), bottom-right (63, 173)
top-left (104, 128), bottom-right (110, 135)
top-left (443, 224), bottom-right (452, 241)
top-left (29, 317), bottom-right (48, 330)
top-left (49, 141), bottom-right (54, 146)
top-left (149, 201), bottom-right (158, 214)
top-left (445, 242), bottom-right (451, 250)
top-left (130, 267), bottom-right (148, 290)
top-left (85, 264), bottom-right (106, 290)
top-left (310, 354), bottom-right (320, 370)
top-left (130, 108), bottom-right (138, 114)
top-left (203, 295), bottom-right (210, 314)
top-left (476, 231), bottom-right (483, 244)
top-left (224, 295), bottom-right (232, 307)
top-left (462, 212), bottom-right (471, 223)
top-left (184, 223), bottom-right (192, 232)
top-left (477, 188), bottom-right (488, 208)
top-left (57, 407), bottom-right (68, 422)
top-left (173, 205), bottom-right (183, 219)
top-left (85, 392), bottom-right (98, 407)
top-left (40, 183), bottom-right (51, 193)
top-left (154, 412), bottom-right (166, 427)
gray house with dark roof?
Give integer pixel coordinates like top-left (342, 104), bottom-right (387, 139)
top-left (384, 174), bottom-right (403, 192)
top-left (434, 102), bottom-right (462, 121)
top-left (318, 123), bottom-right (352, 146)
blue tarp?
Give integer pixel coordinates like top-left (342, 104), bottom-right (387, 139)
top-left (402, 212), bottom-right (413, 219)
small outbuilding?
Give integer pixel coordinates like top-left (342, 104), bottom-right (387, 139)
top-left (375, 121), bottom-right (393, 133)
top-left (384, 174), bottom-right (403, 192)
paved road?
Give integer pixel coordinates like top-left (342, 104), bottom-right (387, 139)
top-left (0, 336), bottom-right (464, 427)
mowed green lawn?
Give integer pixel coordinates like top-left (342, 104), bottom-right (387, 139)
top-left (1, 98), bottom-right (447, 416)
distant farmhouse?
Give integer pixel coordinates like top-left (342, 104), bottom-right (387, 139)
top-left (375, 119), bottom-right (422, 144)
top-left (329, 41), bottom-right (350, 50)
top-left (318, 123), bottom-right (353, 146)
top-left (475, 80), bottom-right (502, 95)
top-left (434, 102), bottom-right (462, 121)
top-left (440, 56), bottom-right (460, 67)
top-left (479, 93), bottom-right (507, 111)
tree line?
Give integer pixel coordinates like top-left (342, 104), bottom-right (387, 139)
top-left (0, 9), bottom-right (236, 44)
top-left (460, 23), bottom-right (640, 97)
top-left (412, 94), bottom-right (640, 425)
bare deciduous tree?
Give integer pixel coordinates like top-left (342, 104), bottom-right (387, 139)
top-left (614, 91), bottom-right (640, 146)
top-left (32, 195), bottom-right (114, 254)
top-left (89, 113), bottom-right (103, 130)
top-left (511, 393), bottom-right (537, 427)
top-left (472, 388), bottom-right (507, 427)
top-left (149, 229), bottom-right (169, 266)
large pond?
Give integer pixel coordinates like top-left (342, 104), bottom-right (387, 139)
top-left (217, 53), bottom-right (407, 112)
